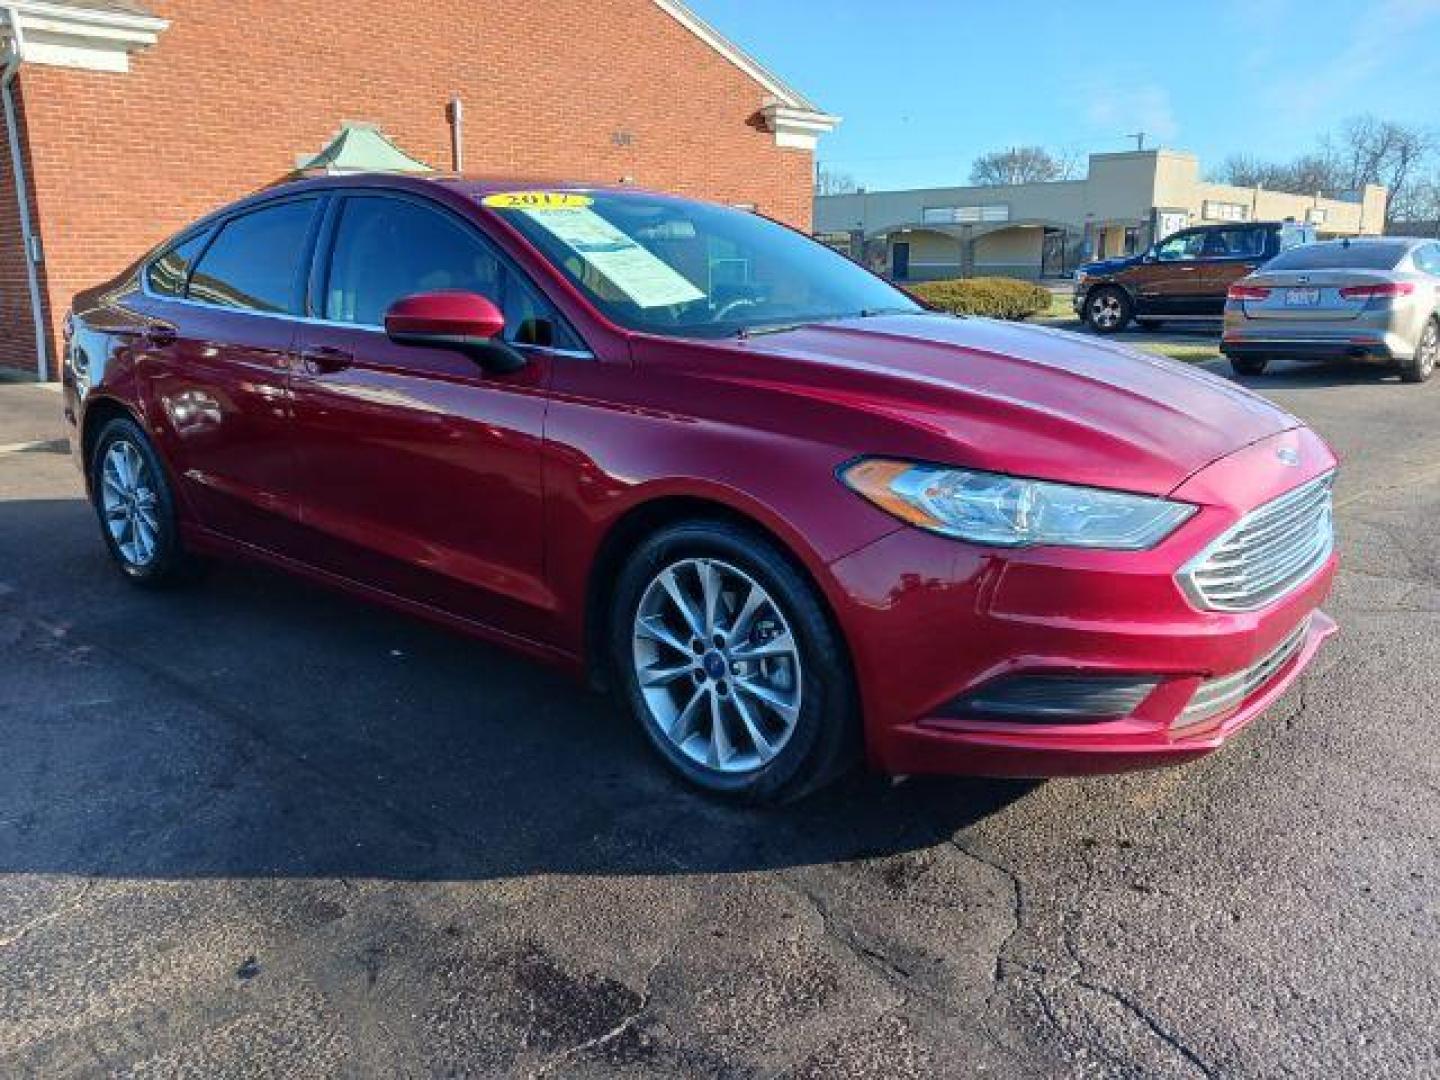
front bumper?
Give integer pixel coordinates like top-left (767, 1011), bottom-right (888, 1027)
top-left (827, 428), bottom-right (1338, 778)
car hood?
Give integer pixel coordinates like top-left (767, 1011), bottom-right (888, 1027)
top-left (1079, 255), bottom-right (1143, 275)
top-left (730, 314), bottom-right (1300, 497)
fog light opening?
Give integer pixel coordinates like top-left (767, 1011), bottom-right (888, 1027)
top-left (945, 675), bottom-right (1159, 725)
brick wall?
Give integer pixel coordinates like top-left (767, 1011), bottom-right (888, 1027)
top-left (0, 0), bottom-right (817, 377)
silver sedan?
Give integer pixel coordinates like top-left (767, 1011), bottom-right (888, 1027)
top-left (1221, 237), bottom-right (1440, 383)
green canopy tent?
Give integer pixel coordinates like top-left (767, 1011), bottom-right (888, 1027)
top-left (295, 123), bottom-right (433, 175)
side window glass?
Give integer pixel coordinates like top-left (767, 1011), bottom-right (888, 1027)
top-left (325, 196), bottom-right (580, 349)
top-left (146, 231), bottom-right (210, 298)
top-left (188, 200), bottom-right (317, 314)
top-left (1206, 228), bottom-right (1265, 259)
top-left (1156, 232), bottom-right (1204, 261)
top-left (1416, 244), bottom-right (1440, 276)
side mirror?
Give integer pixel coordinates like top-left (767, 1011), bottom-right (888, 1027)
top-left (383, 291), bottom-right (526, 374)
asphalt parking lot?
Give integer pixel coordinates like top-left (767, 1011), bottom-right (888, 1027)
top-left (2, 358), bottom-right (1438, 1078)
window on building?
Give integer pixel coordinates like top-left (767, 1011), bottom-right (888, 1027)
top-left (147, 230), bottom-right (211, 298)
top-left (187, 199), bottom-right (318, 314)
top-left (323, 195), bottom-right (579, 349)
top-left (1306, 207), bottom-right (1328, 225)
top-left (922, 204), bottom-right (1010, 224)
top-left (1203, 200), bottom-right (1250, 222)
top-left (1123, 227), bottom-right (1141, 255)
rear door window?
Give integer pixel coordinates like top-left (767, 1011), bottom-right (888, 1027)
top-left (146, 230), bottom-right (211, 298)
top-left (187, 199), bottom-right (319, 314)
top-left (1204, 228), bottom-right (1267, 259)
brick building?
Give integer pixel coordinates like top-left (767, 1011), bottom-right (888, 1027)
top-left (0, 0), bottom-right (837, 379)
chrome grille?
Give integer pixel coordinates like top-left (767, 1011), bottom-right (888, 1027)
top-left (1176, 615), bottom-right (1311, 729)
top-left (1178, 472), bottom-right (1335, 612)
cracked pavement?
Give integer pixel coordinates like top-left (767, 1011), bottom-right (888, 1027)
top-left (1, 361), bottom-right (1438, 1077)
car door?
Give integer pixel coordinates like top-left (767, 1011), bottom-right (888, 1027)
top-left (1200, 226), bottom-right (1270, 315)
top-left (287, 192), bottom-right (584, 642)
top-left (1131, 228), bottom-right (1209, 315)
top-left (133, 196), bottom-right (321, 553)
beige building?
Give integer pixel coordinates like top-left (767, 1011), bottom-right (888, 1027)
top-left (815, 149), bottom-right (1388, 282)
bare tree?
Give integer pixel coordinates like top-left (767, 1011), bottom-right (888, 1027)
top-left (1211, 115), bottom-right (1436, 224)
top-left (814, 167), bottom-right (859, 196)
top-left (969, 146), bottom-right (1069, 185)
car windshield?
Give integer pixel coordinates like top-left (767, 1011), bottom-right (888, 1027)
top-left (1265, 242), bottom-right (1408, 272)
top-left (482, 191), bottom-right (920, 338)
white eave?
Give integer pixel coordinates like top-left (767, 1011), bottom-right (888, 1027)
top-left (653, 0), bottom-right (840, 151)
top-left (0, 2), bottom-right (169, 73)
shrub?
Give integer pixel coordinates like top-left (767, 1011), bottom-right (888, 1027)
top-left (907, 277), bottom-right (1052, 321)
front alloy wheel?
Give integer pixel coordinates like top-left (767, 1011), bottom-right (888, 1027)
top-left (632, 557), bottom-right (802, 773)
top-left (612, 521), bottom-right (858, 803)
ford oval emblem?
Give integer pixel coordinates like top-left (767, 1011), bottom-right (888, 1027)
top-left (1276, 447), bottom-right (1301, 467)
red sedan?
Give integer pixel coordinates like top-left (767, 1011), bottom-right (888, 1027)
top-left (61, 177), bottom-right (1338, 803)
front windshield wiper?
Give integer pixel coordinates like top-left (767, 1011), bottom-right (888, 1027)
top-left (735, 308), bottom-right (919, 339)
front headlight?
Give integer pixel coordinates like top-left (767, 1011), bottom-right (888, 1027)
top-left (840, 459), bottom-right (1195, 550)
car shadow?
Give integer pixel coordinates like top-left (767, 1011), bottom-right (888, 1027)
top-left (0, 496), bottom-right (1036, 885)
top-left (1203, 357), bottom-right (1410, 390)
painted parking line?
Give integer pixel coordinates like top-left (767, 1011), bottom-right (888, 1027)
top-left (0, 438), bottom-right (69, 455)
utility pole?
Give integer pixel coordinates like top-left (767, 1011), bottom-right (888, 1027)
top-left (1128, 131), bottom-right (1146, 151)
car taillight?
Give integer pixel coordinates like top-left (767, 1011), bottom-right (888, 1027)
top-left (1338, 282), bottom-right (1415, 300)
top-left (1228, 284), bottom-right (1271, 301)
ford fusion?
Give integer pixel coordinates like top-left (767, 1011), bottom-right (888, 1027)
top-left (62, 177), bottom-right (1338, 803)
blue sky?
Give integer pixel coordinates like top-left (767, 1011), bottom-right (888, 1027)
top-left (686, 0), bottom-right (1440, 190)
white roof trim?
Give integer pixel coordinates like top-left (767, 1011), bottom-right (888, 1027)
top-left (1, 2), bottom-right (168, 72)
top-left (652, 0), bottom-right (819, 112)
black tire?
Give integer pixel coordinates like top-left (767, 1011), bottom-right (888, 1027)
top-left (1399, 318), bottom-right (1439, 384)
top-left (1229, 355), bottom-right (1269, 377)
top-left (609, 520), bottom-right (859, 804)
top-left (1084, 286), bottom-right (1133, 334)
top-left (89, 416), bottom-right (199, 587)
top-left (1137, 318), bottom-right (1163, 331)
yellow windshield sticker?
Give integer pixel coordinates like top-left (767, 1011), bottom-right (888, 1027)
top-left (482, 191), bottom-right (593, 210)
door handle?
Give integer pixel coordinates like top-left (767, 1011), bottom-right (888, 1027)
top-left (299, 346), bottom-right (353, 375)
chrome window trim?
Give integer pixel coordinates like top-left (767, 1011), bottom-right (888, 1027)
top-left (138, 189), bottom-right (597, 361)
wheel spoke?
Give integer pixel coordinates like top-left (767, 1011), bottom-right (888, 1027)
top-left (707, 691), bottom-right (734, 768)
top-left (698, 559), bottom-right (722, 638)
top-left (659, 567), bottom-right (705, 641)
top-left (669, 686), bottom-right (706, 744)
top-left (639, 660), bottom-right (692, 688)
top-left (734, 677), bottom-right (800, 724)
top-left (635, 615), bottom-right (690, 656)
top-left (730, 689), bottom-right (776, 763)
top-left (727, 580), bottom-right (766, 641)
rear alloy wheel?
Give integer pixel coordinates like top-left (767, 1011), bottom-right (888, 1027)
top-left (1230, 356), bottom-right (1269, 377)
top-left (1085, 286), bottom-right (1132, 334)
top-left (90, 416), bottom-right (197, 586)
top-left (1400, 319), bottom-right (1439, 384)
top-left (611, 522), bottom-right (857, 803)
